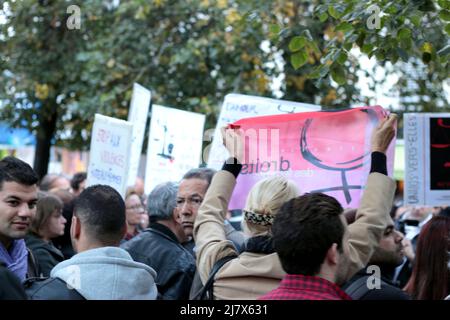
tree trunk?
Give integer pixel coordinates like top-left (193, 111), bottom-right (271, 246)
top-left (33, 105), bottom-right (58, 180)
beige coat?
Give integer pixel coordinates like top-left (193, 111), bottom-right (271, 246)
top-left (193, 170), bottom-right (396, 300)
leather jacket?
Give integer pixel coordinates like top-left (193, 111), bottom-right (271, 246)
top-left (121, 223), bottom-right (196, 300)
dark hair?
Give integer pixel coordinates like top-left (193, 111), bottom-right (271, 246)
top-left (74, 185), bottom-right (126, 245)
top-left (70, 172), bottom-right (87, 191)
top-left (404, 216), bottom-right (450, 300)
top-left (51, 189), bottom-right (76, 259)
top-left (0, 156), bottom-right (38, 191)
top-left (272, 193), bottom-right (345, 275)
top-left (182, 168), bottom-right (216, 188)
top-left (30, 193), bottom-right (63, 236)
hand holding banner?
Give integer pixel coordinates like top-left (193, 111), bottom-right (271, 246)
top-left (227, 106), bottom-right (395, 209)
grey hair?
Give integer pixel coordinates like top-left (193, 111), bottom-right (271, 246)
top-left (147, 181), bottom-right (178, 222)
top-left (182, 168), bottom-right (216, 188)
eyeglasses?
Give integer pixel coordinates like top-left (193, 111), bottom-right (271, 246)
top-left (176, 196), bottom-right (203, 208)
top-left (127, 205), bottom-right (144, 212)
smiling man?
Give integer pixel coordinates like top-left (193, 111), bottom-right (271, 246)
top-left (0, 156), bottom-right (39, 281)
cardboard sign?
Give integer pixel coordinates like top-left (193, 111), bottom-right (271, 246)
top-left (126, 83), bottom-right (152, 187)
top-left (228, 106), bottom-right (395, 209)
top-left (144, 105), bottom-right (205, 194)
top-left (404, 113), bottom-right (450, 206)
top-left (207, 94), bottom-right (321, 169)
top-left (86, 114), bottom-right (133, 198)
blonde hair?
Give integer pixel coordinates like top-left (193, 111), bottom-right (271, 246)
top-left (242, 176), bottom-right (299, 237)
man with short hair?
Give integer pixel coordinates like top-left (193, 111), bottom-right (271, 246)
top-left (0, 156), bottom-right (39, 281)
top-left (260, 114), bottom-right (398, 300)
top-left (177, 168), bottom-right (244, 254)
top-left (342, 219), bottom-right (411, 300)
top-left (26, 185), bottom-right (158, 300)
top-left (177, 168), bottom-right (216, 250)
top-left (122, 182), bottom-right (196, 300)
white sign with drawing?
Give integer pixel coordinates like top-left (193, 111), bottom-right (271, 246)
top-left (145, 105), bottom-right (205, 194)
top-left (206, 93), bottom-right (321, 169)
top-left (127, 83), bottom-right (152, 187)
top-left (86, 114), bottom-right (133, 198)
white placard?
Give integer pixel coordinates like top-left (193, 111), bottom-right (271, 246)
top-left (86, 114), bottom-right (133, 198)
top-left (127, 83), bottom-right (152, 187)
top-left (144, 105), bottom-right (206, 194)
top-left (404, 113), bottom-right (450, 206)
top-left (206, 93), bottom-right (321, 169)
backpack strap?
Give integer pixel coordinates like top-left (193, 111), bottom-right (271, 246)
top-left (192, 255), bottom-right (236, 300)
top-left (26, 248), bottom-right (40, 278)
top-left (343, 275), bottom-right (371, 300)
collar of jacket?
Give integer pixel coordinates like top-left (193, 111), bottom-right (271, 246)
top-left (148, 223), bottom-right (179, 243)
top-left (242, 235), bottom-right (275, 254)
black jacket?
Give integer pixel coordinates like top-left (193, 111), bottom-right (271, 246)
top-left (25, 234), bottom-right (65, 277)
top-left (343, 266), bottom-right (411, 300)
top-left (0, 263), bottom-right (28, 300)
top-left (121, 223), bottom-right (196, 300)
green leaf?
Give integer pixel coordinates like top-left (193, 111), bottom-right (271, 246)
top-left (410, 14), bottom-right (421, 27)
top-left (343, 41), bottom-right (353, 51)
top-left (361, 43), bottom-right (374, 54)
top-left (269, 24), bottom-right (281, 35)
top-left (446, 24), bottom-right (450, 35)
top-left (289, 36), bottom-right (307, 52)
top-left (438, 0), bottom-right (450, 10)
top-left (335, 22), bottom-right (353, 33)
top-left (308, 68), bottom-right (321, 79)
top-left (439, 10), bottom-right (450, 21)
top-left (397, 28), bottom-right (411, 39)
top-left (319, 12), bottom-right (329, 22)
top-left (356, 32), bottom-right (366, 48)
top-left (376, 50), bottom-right (385, 61)
top-left (330, 64), bottom-right (346, 85)
top-left (291, 51), bottom-right (308, 69)
top-left (337, 51), bottom-right (348, 65)
top-left (328, 5), bottom-right (340, 19)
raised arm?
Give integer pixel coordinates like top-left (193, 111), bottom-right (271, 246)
top-left (344, 114), bottom-right (398, 281)
top-left (193, 127), bottom-right (243, 283)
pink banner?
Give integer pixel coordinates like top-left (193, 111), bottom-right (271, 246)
top-left (229, 106), bottom-right (395, 209)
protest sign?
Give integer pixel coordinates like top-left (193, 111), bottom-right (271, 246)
top-left (227, 106), bottom-right (395, 209)
top-left (126, 83), bottom-right (152, 187)
top-left (144, 105), bottom-right (205, 194)
top-left (86, 114), bottom-right (133, 198)
top-left (404, 113), bottom-right (450, 206)
top-left (207, 94), bottom-right (321, 169)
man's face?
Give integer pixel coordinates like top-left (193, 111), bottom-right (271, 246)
top-left (335, 215), bottom-right (351, 286)
top-left (370, 222), bottom-right (405, 267)
top-left (0, 181), bottom-right (38, 248)
top-left (176, 178), bottom-right (208, 237)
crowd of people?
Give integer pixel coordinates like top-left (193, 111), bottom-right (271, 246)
top-left (0, 114), bottom-right (449, 300)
